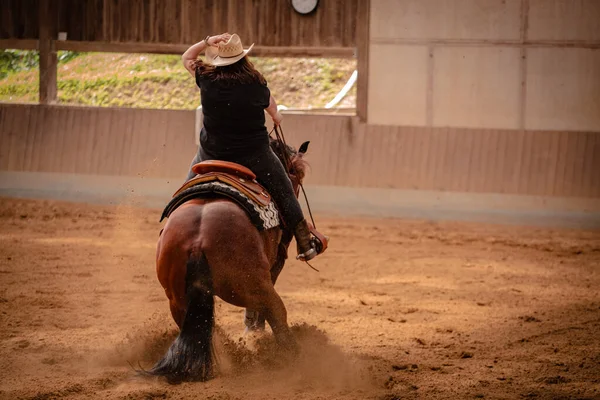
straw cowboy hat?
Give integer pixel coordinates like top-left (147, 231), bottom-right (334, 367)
top-left (206, 34), bottom-right (254, 67)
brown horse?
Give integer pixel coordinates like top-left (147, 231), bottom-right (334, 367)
top-left (147, 139), bottom-right (310, 383)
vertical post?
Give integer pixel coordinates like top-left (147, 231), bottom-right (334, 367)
top-left (519, 0), bottom-right (530, 130)
top-left (356, 0), bottom-right (370, 123)
top-left (426, 46), bottom-right (435, 126)
top-left (39, 0), bottom-right (57, 104)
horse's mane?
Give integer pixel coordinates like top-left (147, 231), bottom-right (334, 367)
top-left (290, 152), bottom-right (308, 181)
top-left (269, 138), bottom-right (309, 182)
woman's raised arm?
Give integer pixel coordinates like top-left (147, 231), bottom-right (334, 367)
top-left (181, 33), bottom-right (231, 76)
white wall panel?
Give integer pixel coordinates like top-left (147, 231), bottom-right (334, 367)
top-left (370, 0), bottom-right (522, 40)
top-left (368, 44), bottom-right (429, 126)
top-left (526, 48), bottom-right (600, 131)
top-left (433, 47), bottom-right (521, 129)
top-left (528, 0), bottom-right (600, 42)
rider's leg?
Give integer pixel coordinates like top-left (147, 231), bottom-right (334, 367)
top-left (185, 149), bottom-right (202, 181)
top-left (239, 148), bottom-right (317, 261)
top-left (187, 145), bottom-right (317, 261)
top-left (185, 145), bottom-right (213, 181)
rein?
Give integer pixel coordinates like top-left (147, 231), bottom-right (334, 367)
top-left (270, 125), bottom-right (318, 231)
top-left (270, 125), bottom-right (320, 272)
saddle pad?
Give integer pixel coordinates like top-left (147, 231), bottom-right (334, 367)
top-left (160, 181), bottom-right (279, 231)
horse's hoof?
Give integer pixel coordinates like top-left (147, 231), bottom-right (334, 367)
top-left (244, 322), bottom-right (266, 334)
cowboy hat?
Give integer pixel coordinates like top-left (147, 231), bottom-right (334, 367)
top-left (205, 34), bottom-right (254, 67)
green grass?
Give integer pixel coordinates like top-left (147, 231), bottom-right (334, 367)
top-left (0, 52), bottom-right (357, 109)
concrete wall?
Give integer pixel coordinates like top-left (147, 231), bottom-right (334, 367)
top-left (528, 0), bottom-right (600, 42)
top-left (526, 48), bottom-right (600, 131)
top-left (368, 0), bottom-right (600, 132)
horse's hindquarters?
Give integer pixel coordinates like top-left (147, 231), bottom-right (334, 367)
top-left (157, 199), bottom-right (280, 312)
top-left (153, 199), bottom-right (296, 381)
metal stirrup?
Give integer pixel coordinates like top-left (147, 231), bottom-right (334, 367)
top-left (296, 247), bottom-right (317, 261)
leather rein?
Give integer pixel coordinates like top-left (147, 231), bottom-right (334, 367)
top-left (270, 125), bottom-right (318, 231)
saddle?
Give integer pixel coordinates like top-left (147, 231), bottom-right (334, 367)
top-left (160, 161), bottom-right (279, 231)
top-left (178, 160), bottom-right (271, 207)
top-left (161, 160), bottom-right (328, 255)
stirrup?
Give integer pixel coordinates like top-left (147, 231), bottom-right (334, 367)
top-left (296, 247), bottom-right (317, 262)
top-left (308, 225), bottom-right (328, 256)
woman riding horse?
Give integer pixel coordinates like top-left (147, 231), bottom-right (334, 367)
top-left (146, 33), bottom-right (327, 383)
top-left (182, 32), bottom-right (323, 261)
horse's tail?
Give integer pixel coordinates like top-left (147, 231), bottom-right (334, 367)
top-left (148, 253), bottom-right (215, 383)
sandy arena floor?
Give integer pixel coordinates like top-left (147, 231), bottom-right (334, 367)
top-left (0, 197), bottom-right (599, 400)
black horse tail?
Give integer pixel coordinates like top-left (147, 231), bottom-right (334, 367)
top-left (148, 253), bottom-right (215, 384)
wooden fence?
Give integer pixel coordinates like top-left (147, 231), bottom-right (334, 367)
top-left (1, 103), bottom-right (598, 198)
top-left (1, 0), bottom-right (358, 47)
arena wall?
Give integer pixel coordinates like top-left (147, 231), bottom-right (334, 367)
top-left (1, 104), bottom-right (598, 198)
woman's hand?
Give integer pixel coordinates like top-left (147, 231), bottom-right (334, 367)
top-left (182, 33), bottom-right (231, 77)
top-left (207, 33), bottom-right (231, 46)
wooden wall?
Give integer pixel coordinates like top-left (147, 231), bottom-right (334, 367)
top-left (1, 104), bottom-right (598, 198)
top-left (0, 0), bottom-right (39, 39)
top-left (1, 0), bottom-right (358, 47)
top-left (0, 104), bottom-right (194, 178)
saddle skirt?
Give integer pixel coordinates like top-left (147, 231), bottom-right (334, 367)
top-left (160, 161), bottom-right (280, 231)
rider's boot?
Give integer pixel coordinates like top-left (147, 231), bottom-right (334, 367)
top-left (294, 219), bottom-right (318, 261)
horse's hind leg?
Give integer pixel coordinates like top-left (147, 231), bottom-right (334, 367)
top-left (244, 309), bottom-right (265, 332)
top-left (169, 301), bottom-right (186, 329)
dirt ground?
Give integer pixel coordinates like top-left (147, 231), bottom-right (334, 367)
top-left (0, 197), bottom-right (599, 400)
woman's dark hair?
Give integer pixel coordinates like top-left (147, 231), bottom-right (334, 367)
top-left (193, 56), bottom-right (267, 86)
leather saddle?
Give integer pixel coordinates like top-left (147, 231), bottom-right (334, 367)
top-left (164, 160), bottom-right (328, 254)
top-left (187, 161), bottom-right (328, 253)
top-left (176, 160), bottom-right (272, 207)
